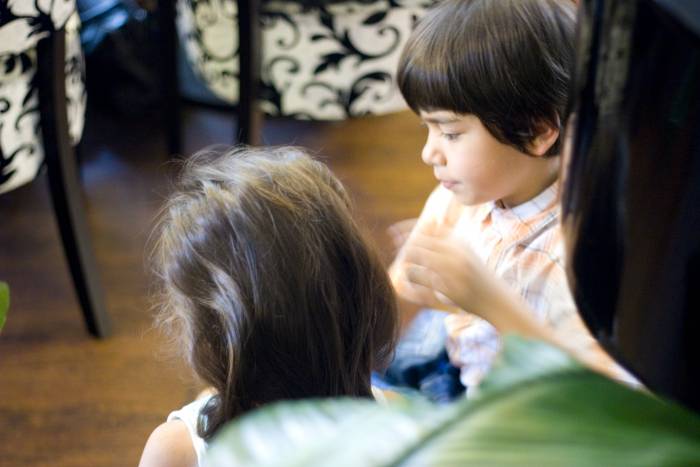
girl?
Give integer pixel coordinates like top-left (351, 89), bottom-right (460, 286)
top-left (139, 146), bottom-right (398, 467)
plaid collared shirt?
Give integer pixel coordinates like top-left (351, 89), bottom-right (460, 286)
top-left (391, 182), bottom-right (623, 388)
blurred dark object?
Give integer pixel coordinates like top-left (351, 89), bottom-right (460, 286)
top-left (133, 0), bottom-right (157, 11)
top-left (564, 0), bottom-right (700, 412)
top-left (78, 0), bottom-right (161, 117)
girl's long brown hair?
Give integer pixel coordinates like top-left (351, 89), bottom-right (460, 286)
top-left (152, 146), bottom-right (398, 439)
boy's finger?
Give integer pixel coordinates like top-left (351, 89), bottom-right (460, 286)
top-left (401, 267), bottom-right (442, 307)
top-left (388, 218), bottom-right (419, 250)
top-left (421, 219), bottom-right (440, 237)
top-left (407, 233), bottom-right (457, 260)
top-left (390, 231), bottom-right (411, 249)
top-left (387, 218), bottom-right (418, 237)
top-left (405, 264), bottom-right (433, 288)
top-left (426, 221), bottom-right (453, 238)
top-left (405, 266), bottom-right (455, 308)
top-left (402, 243), bottom-right (449, 272)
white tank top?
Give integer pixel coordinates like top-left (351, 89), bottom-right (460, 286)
top-left (167, 395), bottom-right (213, 467)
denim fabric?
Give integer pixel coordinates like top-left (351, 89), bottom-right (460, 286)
top-left (374, 309), bottom-right (465, 403)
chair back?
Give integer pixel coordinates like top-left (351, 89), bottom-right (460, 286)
top-left (0, 1), bottom-right (85, 194)
top-left (175, 0), bottom-right (437, 120)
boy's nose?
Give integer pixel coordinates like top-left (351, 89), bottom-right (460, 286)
top-left (421, 139), bottom-right (446, 167)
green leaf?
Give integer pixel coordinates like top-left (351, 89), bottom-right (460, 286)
top-left (205, 337), bottom-right (700, 467)
top-left (475, 333), bottom-right (583, 395)
top-left (206, 397), bottom-right (452, 467)
top-left (0, 281), bottom-right (8, 332)
top-left (401, 370), bottom-right (700, 466)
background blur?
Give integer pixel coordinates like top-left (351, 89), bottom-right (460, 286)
top-left (0, 1), bottom-right (435, 464)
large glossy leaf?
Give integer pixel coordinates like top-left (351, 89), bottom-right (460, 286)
top-left (205, 336), bottom-right (700, 467)
top-left (0, 281), bottom-right (8, 332)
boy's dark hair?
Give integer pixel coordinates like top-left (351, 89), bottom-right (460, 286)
top-left (398, 0), bottom-right (576, 156)
top-left (152, 146), bottom-right (398, 440)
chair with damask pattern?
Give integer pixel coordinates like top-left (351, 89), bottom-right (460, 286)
top-left (0, 0), bottom-right (111, 337)
top-left (159, 0), bottom-right (436, 151)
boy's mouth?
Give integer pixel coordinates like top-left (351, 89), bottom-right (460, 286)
top-left (439, 180), bottom-right (458, 190)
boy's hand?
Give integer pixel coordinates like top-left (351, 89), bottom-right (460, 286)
top-left (387, 218), bottom-right (418, 253)
top-left (389, 218), bottom-right (462, 311)
top-left (388, 217), bottom-right (434, 307)
top-left (402, 226), bottom-right (514, 323)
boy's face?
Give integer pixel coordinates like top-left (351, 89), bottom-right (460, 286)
top-left (419, 110), bottom-right (555, 207)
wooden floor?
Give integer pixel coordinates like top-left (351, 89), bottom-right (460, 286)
top-left (0, 103), bottom-right (434, 467)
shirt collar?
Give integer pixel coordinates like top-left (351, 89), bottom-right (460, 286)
top-left (504, 181), bottom-right (559, 222)
top-left (481, 181), bottom-right (560, 239)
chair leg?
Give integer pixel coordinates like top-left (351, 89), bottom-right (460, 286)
top-left (159, 0), bottom-right (182, 156)
top-left (237, 0), bottom-right (263, 145)
top-left (37, 29), bottom-right (112, 338)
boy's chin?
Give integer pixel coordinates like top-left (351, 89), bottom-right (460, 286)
top-left (452, 190), bottom-right (489, 206)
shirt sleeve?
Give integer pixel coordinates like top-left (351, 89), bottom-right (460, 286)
top-left (514, 233), bottom-right (640, 387)
top-left (445, 224), bottom-right (639, 388)
top-left (444, 313), bottom-right (501, 387)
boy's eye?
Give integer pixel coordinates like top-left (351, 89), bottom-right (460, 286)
top-left (442, 132), bottom-right (461, 142)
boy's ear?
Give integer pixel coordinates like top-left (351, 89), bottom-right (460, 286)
top-left (527, 120), bottom-right (560, 157)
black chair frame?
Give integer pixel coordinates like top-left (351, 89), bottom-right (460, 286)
top-left (36, 27), bottom-right (111, 337)
top-left (159, 0), bottom-right (265, 154)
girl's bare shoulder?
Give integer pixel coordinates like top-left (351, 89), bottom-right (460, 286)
top-left (138, 420), bottom-right (196, 467)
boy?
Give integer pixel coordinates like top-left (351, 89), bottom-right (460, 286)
top-left (386, 0), bottom-right (619, 395)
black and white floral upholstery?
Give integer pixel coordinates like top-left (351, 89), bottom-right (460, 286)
top-left (0, 0), bottom-right (86, 194)
top-left (176, 0), bottom-right (437, 119)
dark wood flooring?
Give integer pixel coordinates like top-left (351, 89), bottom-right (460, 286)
top-left (0, 104), bottom-right (434, 466)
